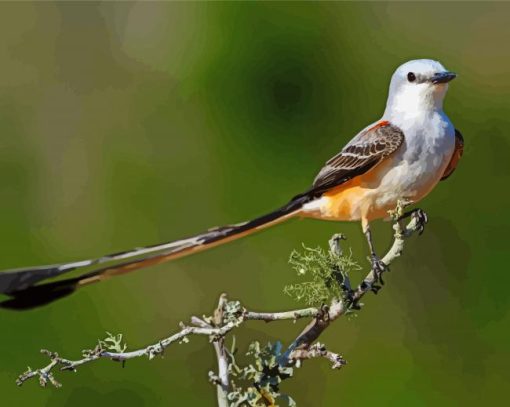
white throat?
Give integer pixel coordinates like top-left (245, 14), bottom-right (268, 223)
top-left (383, 83), bottom-right (448, 124)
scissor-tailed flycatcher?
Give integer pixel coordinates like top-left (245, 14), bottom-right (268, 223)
top-left (0, 59), bottom-right (463, 309)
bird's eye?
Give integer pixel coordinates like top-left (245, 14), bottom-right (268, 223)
top-left (407, 72), bottom-right (416, 82)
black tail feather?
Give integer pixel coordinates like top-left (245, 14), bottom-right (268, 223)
top-left (0, 279), bottom-right (79, 310)
top-left (0, 195), bottom-right (310, 309)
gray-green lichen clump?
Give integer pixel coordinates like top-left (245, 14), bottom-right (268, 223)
top-left (284, 242), bottom-right (361, 307)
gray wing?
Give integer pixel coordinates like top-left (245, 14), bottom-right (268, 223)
top-left (308, 121), bottom-right (405, 196)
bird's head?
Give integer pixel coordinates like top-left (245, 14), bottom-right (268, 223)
top-left (384, 59), bottom-right (456, 119)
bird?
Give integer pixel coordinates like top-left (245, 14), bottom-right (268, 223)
top-left (0, 59), bottom-right (463, 309)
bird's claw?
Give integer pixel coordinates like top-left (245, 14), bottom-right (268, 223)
top-left (342, 289), bottom-right (358, 308)
top-left (398, 208), bottom-right (428, 235)
top-left (412, 208), bottom-right (428, 235)
top-left (370, 255), bottom-right (388, 288)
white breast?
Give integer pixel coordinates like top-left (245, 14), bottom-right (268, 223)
top-left (373, 111), bottom-right (456, 208)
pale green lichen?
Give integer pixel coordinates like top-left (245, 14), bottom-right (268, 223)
top-left (98, 332), bottom-right (127, 354)
top-left (283, 244), bottom-right (361, 306)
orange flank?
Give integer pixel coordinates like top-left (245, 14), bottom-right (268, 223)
top-left (323, 178), bottom-right (365, 220)
top-left (320, 163), bottom-right (392, 223)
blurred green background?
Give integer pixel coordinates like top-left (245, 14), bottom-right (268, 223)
top-left (0, 1), bottom-right (509, 405)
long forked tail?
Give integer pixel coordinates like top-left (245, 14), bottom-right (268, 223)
top-left (0, 196), bottom-right (308, 310)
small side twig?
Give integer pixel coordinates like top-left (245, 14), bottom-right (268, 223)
top-left (16, 321), bottom-right (237, 387)
top-left (289, 342), bottom-right (346, 370)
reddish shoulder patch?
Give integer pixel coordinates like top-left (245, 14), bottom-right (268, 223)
top-left (367, 120), bottom-right (390, 132)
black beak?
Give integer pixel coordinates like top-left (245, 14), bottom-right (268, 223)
top-left (431, 71), bottom-right (457, 84)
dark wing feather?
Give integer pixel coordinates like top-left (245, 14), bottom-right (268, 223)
top-left (441, 129), bottom-right (464, 181)
top-left (304, 122), bottom-right (404, 197)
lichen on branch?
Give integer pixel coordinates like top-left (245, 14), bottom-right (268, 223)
top-left (283, 237), bottom-right (361, 306)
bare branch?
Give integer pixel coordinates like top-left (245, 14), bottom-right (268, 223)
top-left (17, 200), bottom-right (425, 407)
top-left (16, 320), bottom-right (237, 387)
top-left (244, 307), bottom-right (319, 322)
top-left (212, 294), bottom-right (230, 407)
top-left (289, 342), bottom-right (346, 370)
top-left (15, 302), bottom-right (322, 389)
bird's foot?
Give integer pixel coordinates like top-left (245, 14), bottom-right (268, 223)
top-left (399, 208), bottom-right (428, 235)
top-left (370, 254), bottom-right (388, 292)
top-left (413, 208), bottom-right (428, 235)
top-left (342, 286), bottom-right (359, 309)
